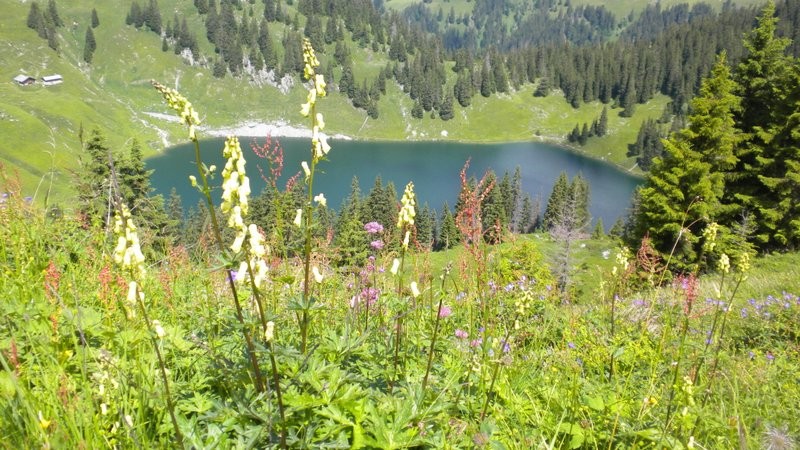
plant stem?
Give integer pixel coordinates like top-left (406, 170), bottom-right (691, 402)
top-left (480, 312), bottom-right (518, 421)
top-left (192, 138), bottom-right (265, 393)
top-left (135, 285), bottom-right (185, 449)
top-left (267, 342), bottom-right (287, 449)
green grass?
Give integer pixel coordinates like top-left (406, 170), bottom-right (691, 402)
top-left (2, 180), bottom-right (799, 448)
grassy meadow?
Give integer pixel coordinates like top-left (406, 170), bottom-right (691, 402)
top-left (2, 64), bottom-right (799, 448)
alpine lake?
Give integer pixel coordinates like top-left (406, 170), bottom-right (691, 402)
top-left (147, 137), bottom-right (641, 228)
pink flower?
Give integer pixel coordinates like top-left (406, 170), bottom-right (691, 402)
top-left (438, 305), bottom-right (452, 318)
top-left (370, 239), bottom-right (384, 250)
top-left (455, 329), bottom-right (468, 339)
top-left (364, 222), bottom-right (384, 234)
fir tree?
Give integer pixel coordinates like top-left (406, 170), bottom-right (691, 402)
top-left (83, 26), bottom-right (96, 63)
top-left (47, 0), bottom-right (63, 27)
top-left (543, 172), bottom-right (569, 230)
top-left (439, 93), bottom-right (454, 121)
top-left (27, 2), bottom-right (44, 34)
top-left (634, 53), bottom-right (741, 268)
top-left (416, 203), bottom-right (435, 250)
top-left (597, 106), bottom-right (609, 136)
top-left (727, 1), bottom-right (798, 250)
top-left (91, 8), bottom-right (100, 28)
top-left (436, 202), bottom-right (460, 250)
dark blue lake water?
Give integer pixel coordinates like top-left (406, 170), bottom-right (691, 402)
top-left (147, 137), bottom-right (641, 227)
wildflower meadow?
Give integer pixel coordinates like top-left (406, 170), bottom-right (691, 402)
top-left (1, 40), bottom-right (799, 449)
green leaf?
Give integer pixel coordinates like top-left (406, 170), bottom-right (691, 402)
top-left (584, 395), bottom-right (605, 412)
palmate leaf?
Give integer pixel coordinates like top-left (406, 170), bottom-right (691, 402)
top-left (363, 398), bottom-right (422, 449)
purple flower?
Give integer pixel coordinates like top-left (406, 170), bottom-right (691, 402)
top-left (370, 239), bottom-right (384, 250)
top-left (470, 338), bottom-right (482, 348)
top-left (228, 270), bottom-right (239, 282)
top-left (567, 342), bottom-right (576, 349)
top-left (364, 221), bottom-right (384, 234)
top-left (438, 305), bottom-right (452, 318)
top-left (766, 352), bottom-right (775, 361)
top-left (455, 329), bottom-right (468, 339)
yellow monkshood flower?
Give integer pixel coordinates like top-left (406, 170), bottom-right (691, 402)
top-left (152, 81), bottom-right (201, 139)
top-left (113, 204), bottom-right (146, 278)
top-left (397, 182), bottom-right (416, 229)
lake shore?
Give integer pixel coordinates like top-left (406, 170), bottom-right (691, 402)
top-left (206, 120), bottom-right (353, 141)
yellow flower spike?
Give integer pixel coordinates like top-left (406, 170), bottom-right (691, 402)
top-left (390, 258), bottom-right (400, 275)
top-left (294, 208), bottom-right (303, 227)
top-left (314, 193), bottom-right (327, 207)
top-left (265, 321), bottom-right (275, 342)
top-left (410, 281), bottom-right (420, 298)
top-left (152, 81), bottom-right (202, 140)
top-left (315, 74), bottom-right (327, 96)
top-left (718, 253), bottom-right (730, 274)
top-left (300, 101), bottom-right (312, 117)
top-left (313, 266), bottom-right (324, 283)
top-left (397, 182), bottom-right (417, 228)
top-left (152, 320), bottom-right (166, 339)
top-left (301, 161), bottom-right (311, 178)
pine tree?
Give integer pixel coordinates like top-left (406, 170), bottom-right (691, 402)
top-left (258, 20), bottom-right (277, 70)
top-left (481, 171), bottom-right (507, 244)
top-left (411, 100), bottom-right (424, 119)
top-left (416, 203), bottom-right (435, 250)
top-left (633, 53), bottom-right (742, 268)
top-left (436, 202), bottom-right (460, 250)
top-left (83, 26), bottom-right (96, 63)
top-left (579, 123), bottom-right (590, 145)
top-left (165, 188), bottom-right (184, 244)
top-left (76, 129), bottom-right (112, 225)
top-left (439, 92), bottom-right (454, 121)
top-left (592, 218), bottom-right (605, 239)
top-left (633, 140), bottom-right (717, 270)
top-left (543, 172), bottom-right (569, 230)
top-left (518, 195), bottom-right (536, 233)
top-left (598, 106), bottom-right (609, 136)
top-left (619, 72), bottom-right (637, 117)
top-left (47, 0), bottom-right (63, 27)
top-left (569, 174), bottom-right (591, 230)
top-left (27, 2), bottom-right (44, 33)
top-left (91, 8), bottom-right (100, 28)
top-left (46, 22), bottom-right (58, 52)
top-left (727, 1), bottom-right (797, 250)
top-left (480, 60), bottom-right (494, 97)
top-left (454, 71), bottom-right (473, 107)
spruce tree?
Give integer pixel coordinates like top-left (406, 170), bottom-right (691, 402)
top-left (47, 0), bottom-right (63, 27)
top-left (27, 2), bottom-right (44, 32)
top-left (83, 26), bottom-right (96, 63)
top-left (543, 172), bottom-right (569, 230)
top-left (436, 202), bottom-right (460, 250)
top-left (634, 53), bottom-right (741, 269)
top-left (416, 204), bottom-right (435, 250)
top-left (569, 174), bottom-right (591, 230)
top-left (727, 1), bottom-right (797, 250)
top-left (439, 93), bottom-right (454, 121)
top-left (598, 106), bottom-right (609, 136)
top-left (91, 8), bottom-right (100, 28)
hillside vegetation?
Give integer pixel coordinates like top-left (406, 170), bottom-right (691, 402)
top-left (5, 0), bottom-right (799, 203)
top-left (2, 45), bottom-right (799, 445)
